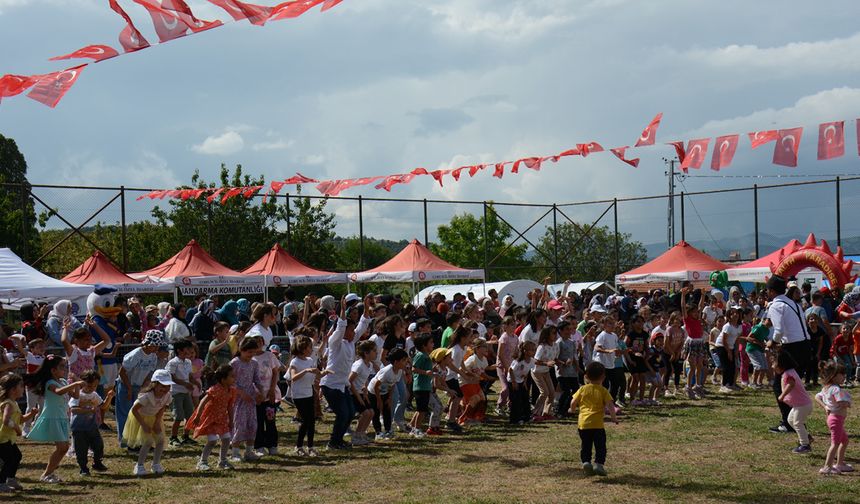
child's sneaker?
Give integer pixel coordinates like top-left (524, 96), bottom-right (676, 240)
top-left (294, 447), bottom-right (307, 457)
top-left (582, 462), bottom-right (595, 476)
top-left (182, 435), bottom-right (198, 446)
top-left (352, 433), bottom-right (371, 446)
top-left (792, 445), bottom-right (811, 454)
top-left (425, 427), bottom-right (443, 436)
top-left (243, 450), bottom-right (261, 462)
top-left (79, 467), bottom-right (91, 477)
top-left (168, 436), bottom-right (182, 447)
top-left (196, 461), bottom-right (211, 471)
top-left (819, 466), bottom-right (841, 475)
top-left (151, 463), bottom-right (165, 475)
top-left (718, 386), bottom-right (733, 394)
top-left (374, 433), bottom-right (387, 441)
top-left (268, 447), bottom-right (279, 456)
top-left (593, 463), bottom-right (607, 476)
top-left (5, 478), bottom-right (23, 491)
top-left (0, 484), bottom-right (12, 493)
top-left (835, 463), bottom-right (854, 472)
top-left (133, 464), bottom-right (148, 477)
top-left (307, 448), bottom-right (319, 457)
top-left (446, 421), bottom-right (464, 433)
top-left (410, 428), bottom-right (426, 438)
top-left (218, 460), bottom-right (235, 470)
top-left (92, 461), bottom-right (108, 472)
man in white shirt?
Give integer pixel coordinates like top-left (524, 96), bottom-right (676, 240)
top-left (765, 275), bottom-right (811, 434)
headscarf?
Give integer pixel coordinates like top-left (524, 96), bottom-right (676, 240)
top-left (217, 300), bottom-right (240, 326)
top-left (48, 300), bottom-right (73, 321)
top-left (842, 286), bottom-right (860, 310)
top-left (199, 299), bottom-right (219, 322)
top-left (157, 301), bottom-right (170, 319)
top-left (319, 295), bottom-right (336, 313)
top-left (498, 295), bottom-right (514, 317)
top-left (237, 298), bottom-right (251, 316)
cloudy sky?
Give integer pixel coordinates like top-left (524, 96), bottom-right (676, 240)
top-left (2, 0), bottom-right (860, 262)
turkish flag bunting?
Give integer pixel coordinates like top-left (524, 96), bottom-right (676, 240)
top-left (431, 170), bottom-right (447, 185)
top-left (710, 134), bottom-right (739, 171)
top-left (493, 162), bottom-right (507, 179)
top-left (748, 130), bottom-right (778, 149)
top-left (666, 141), bottom-right (686, 163)
top-left (577, 142), bottom-right (604, 157)
top-left (610, 147), bottom-right (639, 168)
top-left (270, 0), bottom-right (325, 20)
top-left (451, 167), bottom-right (466, 180)
top-left (679, 138), bottom-right (709, 172)
top-left (50, 45), bottom-right (118, 63)
top-left (242, 186), bottom-right (263, 198)
top-left (549, 148), bottom-right (580, 162)
top-left (321, 0), bottom-right (342, 11)
top-left (0, 74), bottom-right (38, 101)
top-left (207, 0), bottom-right (273, 25)
top-left (283, 173), bottom-right (319, 184)
top-left (206, 188), bottom-right (224, 203)
top-left (109, 0), bottom-right (151, 52)
top-left (469, 164), bottom-right (486, 177)
top-left (772, 127), bottom-right (803, 167)
top-left (26, 65), bottom-right (86, 108)
top-left (375, 174), bottom-right (417, 191)
top-left (270, 181), bottom-right (286, 194)
top-left (634, 112), bottom-right (663, 147)
top-left (817, 121), bottom-right (844, 160)
top-left (133, 0), bottom-right (221, 43)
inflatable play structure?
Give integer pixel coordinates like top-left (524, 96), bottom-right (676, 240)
top-left (769, 233), bottom-right (857, 289)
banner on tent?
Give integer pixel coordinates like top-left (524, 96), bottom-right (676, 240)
top-left (179, 285), bottom-right (264, 296)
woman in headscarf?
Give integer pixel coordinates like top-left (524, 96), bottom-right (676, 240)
top-left (190, 299), bottom-right (219, 342)
top-left (165, 303), bottom-right (191, 343)
top-left (157, 301), bottom-right (171, 322)
top-left (45, 300), bottom-right (83, 346)
top-left (217, 300), bottom-right (240, 326)
top-left (236, 299), bottom-right (251, 323)
top-left (498, 295), bottom-right (515, 318)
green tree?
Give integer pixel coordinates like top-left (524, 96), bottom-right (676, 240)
top-left (535, 222), bottom-right (647, 282)
top-left (288, 185), bottom-right (338, 270)
top-left (430, 203), bottom-right (529, 281)
top-left (0, 134), bottom-right (40, 262)
top-left (336, 236), bottom-right (395, 271)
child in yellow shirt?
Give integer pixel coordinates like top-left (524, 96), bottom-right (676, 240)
top-left (570, 361), bottom-right (617, 476)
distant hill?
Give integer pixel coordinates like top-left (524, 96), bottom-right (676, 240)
top-left (644, 233), bottom-right (860, 261)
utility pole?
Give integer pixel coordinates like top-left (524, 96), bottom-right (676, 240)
top-left (664, 158), bottom-right (676, 249)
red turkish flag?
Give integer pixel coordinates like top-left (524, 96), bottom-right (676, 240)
top-left (109, 0), bottom-right (151, 52)
top-left (610, 147), bottom-right (639, 168)
top-left (283, 173), bottom-right (318, 184)
top-left (50, 45), bottom-right (119, 63)
top-left (772, 127), bottom-right (803, 167)
top-left (549, 148), bottom-right (580, 162)
top-left (134, 0), bottom-right (221, 43)
top-left (493, 162), bottom-right (507, 178)
top-left (817, 121), bottom-right (844, 160)
top-left (322, 0), bottom-right (342, 11)
top-left (26, 65), bottom-right (86, 108)
top-left (0, 74), bottom-right (38, 101)
top-left (270, 0), bottom-right (325, 20)
top-left (375, 174), bottom-right (417, 192)
top-left (206, 188), bottom-right (224, 203)
top-left (748, 130), bottom-right (778, 149)
top-left (634, 113), bottom-right (663, 147)
top-left (431, 170), bottom-right (447, 185)
top-left (710, 134), bottom-right (739, 171)
top-left (666, 141), bottom-right (686, 163)
top-left (576, 142), bottom-right (604, 157)
top-left (207, 0), bottom-right (273, 25)
top-left (679, 138), bottom-right (709, 172)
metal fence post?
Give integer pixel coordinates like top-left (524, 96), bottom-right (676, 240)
top-left (285, 193), bottom-right (292, 253)
top-left (836, 177), bottom-right (842, 247)
top-left (423, 198), bottom-right (429, 246)
top-left (483, 202), bottom-right (489, 282)
top-left (753, 184), bottom-right (759, 259)
top-left (680, 191), bottom-right (685, 242)
top-left (19, 184), bottom-right (28, 262)
top-left (358, 195), bottom-right (365, 270)
top-left (613, 199), bottom-right (619, 278)
top-left (120, 186), bottom-right (128, 271)
top-left (552, 204), bottom-right (559, 283)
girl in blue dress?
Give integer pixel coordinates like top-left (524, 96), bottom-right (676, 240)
top-left (25, 354), bottom-right (85, 483)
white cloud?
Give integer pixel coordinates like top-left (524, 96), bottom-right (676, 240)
top-left (426, 1), bottom-right (574, 39)
top-left (299, 154), bottom-right (326, 165)
top-left (191, 130), bottom-right (245, 155)
top-left (683, 32), bottom-right (860, 73)
top-left (252, 138), bottom-right (295, 151)
top-left (56, 150), bottom-right (180, 189)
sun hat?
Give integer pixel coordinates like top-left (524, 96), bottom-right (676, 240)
top-left (430, 348), bottom-right (452, 363)
top-left (151, 369), bottom-right (176, 386)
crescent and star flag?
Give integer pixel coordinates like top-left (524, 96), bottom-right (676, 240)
top-left (679, 138), bottom-right (709, 172)
top-left (269, 0), bottom-right (325, 20)
top-left (26, 65), bottom-right (87, 108)
top-left (772, 127), bottom-right (803, 167)
top-left (109, 0), bottom-right (151, 52)
top-left (207, 0), bottom-right (273, 25)
top-left (634, 113), bottom-right (663, 147)
top-left (493, 162), bottom-right (507, 178)
top-left (710, 134), bottom-right (739, 171)
top-left (322, 0), bottom-right (342, 11)
top-left (817, 121), bottom-right (845, 160)
top-left (50, 45), bottom-right (119, 63)
top-left (133, 0), bottom-right (222, 43)
top-left (748, 130), bottom-right (778, 149)
top-left (666, 141), bottom-right (686, 164)
top-left (0, 74), bottom-right (38, 102)
top-left (577, 142), bottom-right (603, 157)
top-left (610, 147), bottom-right (640, 167)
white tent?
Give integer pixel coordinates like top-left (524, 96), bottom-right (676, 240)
top-left (549, 282), bottom-right (616, 297)
top-left (0, 248), bottom-right (93, 304)
top-left (414, 279), bottom-right (542, 307)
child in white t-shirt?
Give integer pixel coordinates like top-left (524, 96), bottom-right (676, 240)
top-left (458, 338), bottom-right (494, 425)
top-left (509, 341), bottom-right (536, 424)
top-left (289, 336), bottom-right (326, 457)
top-left (368, 349), bottom-right (409, 440)
top-left (348, 341), bottom-right (377, 446)
top-left (166, 339), bottom-right (198, 447)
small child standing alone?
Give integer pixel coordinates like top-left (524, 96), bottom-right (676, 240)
top-left (69, 371), bottom-right (113, 475)
top-left (815, 361), bottom-right (853, 475)
top-left (774, 352), bottom-right (813, 454)
top-left (569, 362), bottom-right (617, 477)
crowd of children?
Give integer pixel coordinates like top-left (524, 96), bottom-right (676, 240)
top-left (0, 278), bottom-right (858, 492)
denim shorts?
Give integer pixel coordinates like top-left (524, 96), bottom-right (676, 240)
top-left (747, 349), bottom-right (768, 371)
top-left (710, 349), bottom-right (722, 368)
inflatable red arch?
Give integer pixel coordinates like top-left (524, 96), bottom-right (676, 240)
top-left (770, 233), bottom-right (857, 288)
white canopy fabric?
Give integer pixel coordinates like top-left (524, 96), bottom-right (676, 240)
top-left (0, 248), bottom-right (93, 303)
top-left (414, 280), bottom-right (542, 306)
top-left (548, 282), bottom-right (617, 297)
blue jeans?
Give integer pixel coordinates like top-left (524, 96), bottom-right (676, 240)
top-left (321, 385), bottom-right (354, 446)
top-left (114, 381), bottom-right (140, 446)
top-left (391, 376), bottom-right (407, 424)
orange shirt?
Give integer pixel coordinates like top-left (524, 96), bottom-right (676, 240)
top-left (853, 328), bottom-right (860, 355)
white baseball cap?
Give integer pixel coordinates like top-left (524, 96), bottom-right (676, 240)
top-left (408, 322), bottom-right (418, 333)
top-left (345, 293), bottom-right (361, 304)
top-left (151, 369), bottom-right (176, 386)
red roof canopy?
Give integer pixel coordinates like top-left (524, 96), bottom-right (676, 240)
top-left (130, 240), bottom-right (242, 282)
top-left (242, 244), bottom-right (346, 285)
top-left (350, 239), bottom-right (484, 283)
top-left (63, 251), bottom-right (173, 293)
top-left (617, 240), bottom-right (728, 284)
top-left (734, 239), bottom-right (802, 269)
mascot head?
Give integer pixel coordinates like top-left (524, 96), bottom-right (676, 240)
top-left (87, 284), bottom-right (122, 320)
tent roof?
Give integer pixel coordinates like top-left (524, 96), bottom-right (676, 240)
top-left (242, 244), bottom-right (346, 285)
top-left (350, 239), bottom-right (484, 283)
top-left (63, 251), bottom-right (173, 293)
top-left (130, 240), bottom-right (243, 283)
top-left (733, 239), bottom-right (803, 270)
top-left (616, 240), bottom-right (728, 284)
top-left (0, 248), bottom-right (93, 301)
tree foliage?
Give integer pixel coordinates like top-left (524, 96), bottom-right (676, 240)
top-left (336, 236), bottom-right (396, 272)
top-left (535, 222), bottom-right (647, 282)
top-left (430, 203), bottom-right (529, 281)
top-left (0, 134), bottom-right (40, 262)
top-left (286, 185), bottom-right (338, 270)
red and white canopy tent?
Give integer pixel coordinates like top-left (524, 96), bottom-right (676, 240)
top-left (242, 243), bottom-right (346, 288)
top-left (349, 239), bottom-right (484, 296)
top-left (129, 240), bottom-right (263, 299)
top-left (63, 251), bottom-right (173, 294)
top-left (726, 239), bottom-right (802, 283)
top-left (615, 240), bottom-right (729, 287)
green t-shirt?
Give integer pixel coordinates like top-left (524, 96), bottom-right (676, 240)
top-left (440, 327), bottom-right (455, 348)
top-left (412, 351), bottom-right (433, 392)
top-left (746, 323), bottom-right (768, 353)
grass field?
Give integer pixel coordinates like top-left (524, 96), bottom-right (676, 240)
top-left (10, 386), bottom-right (860, 504)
